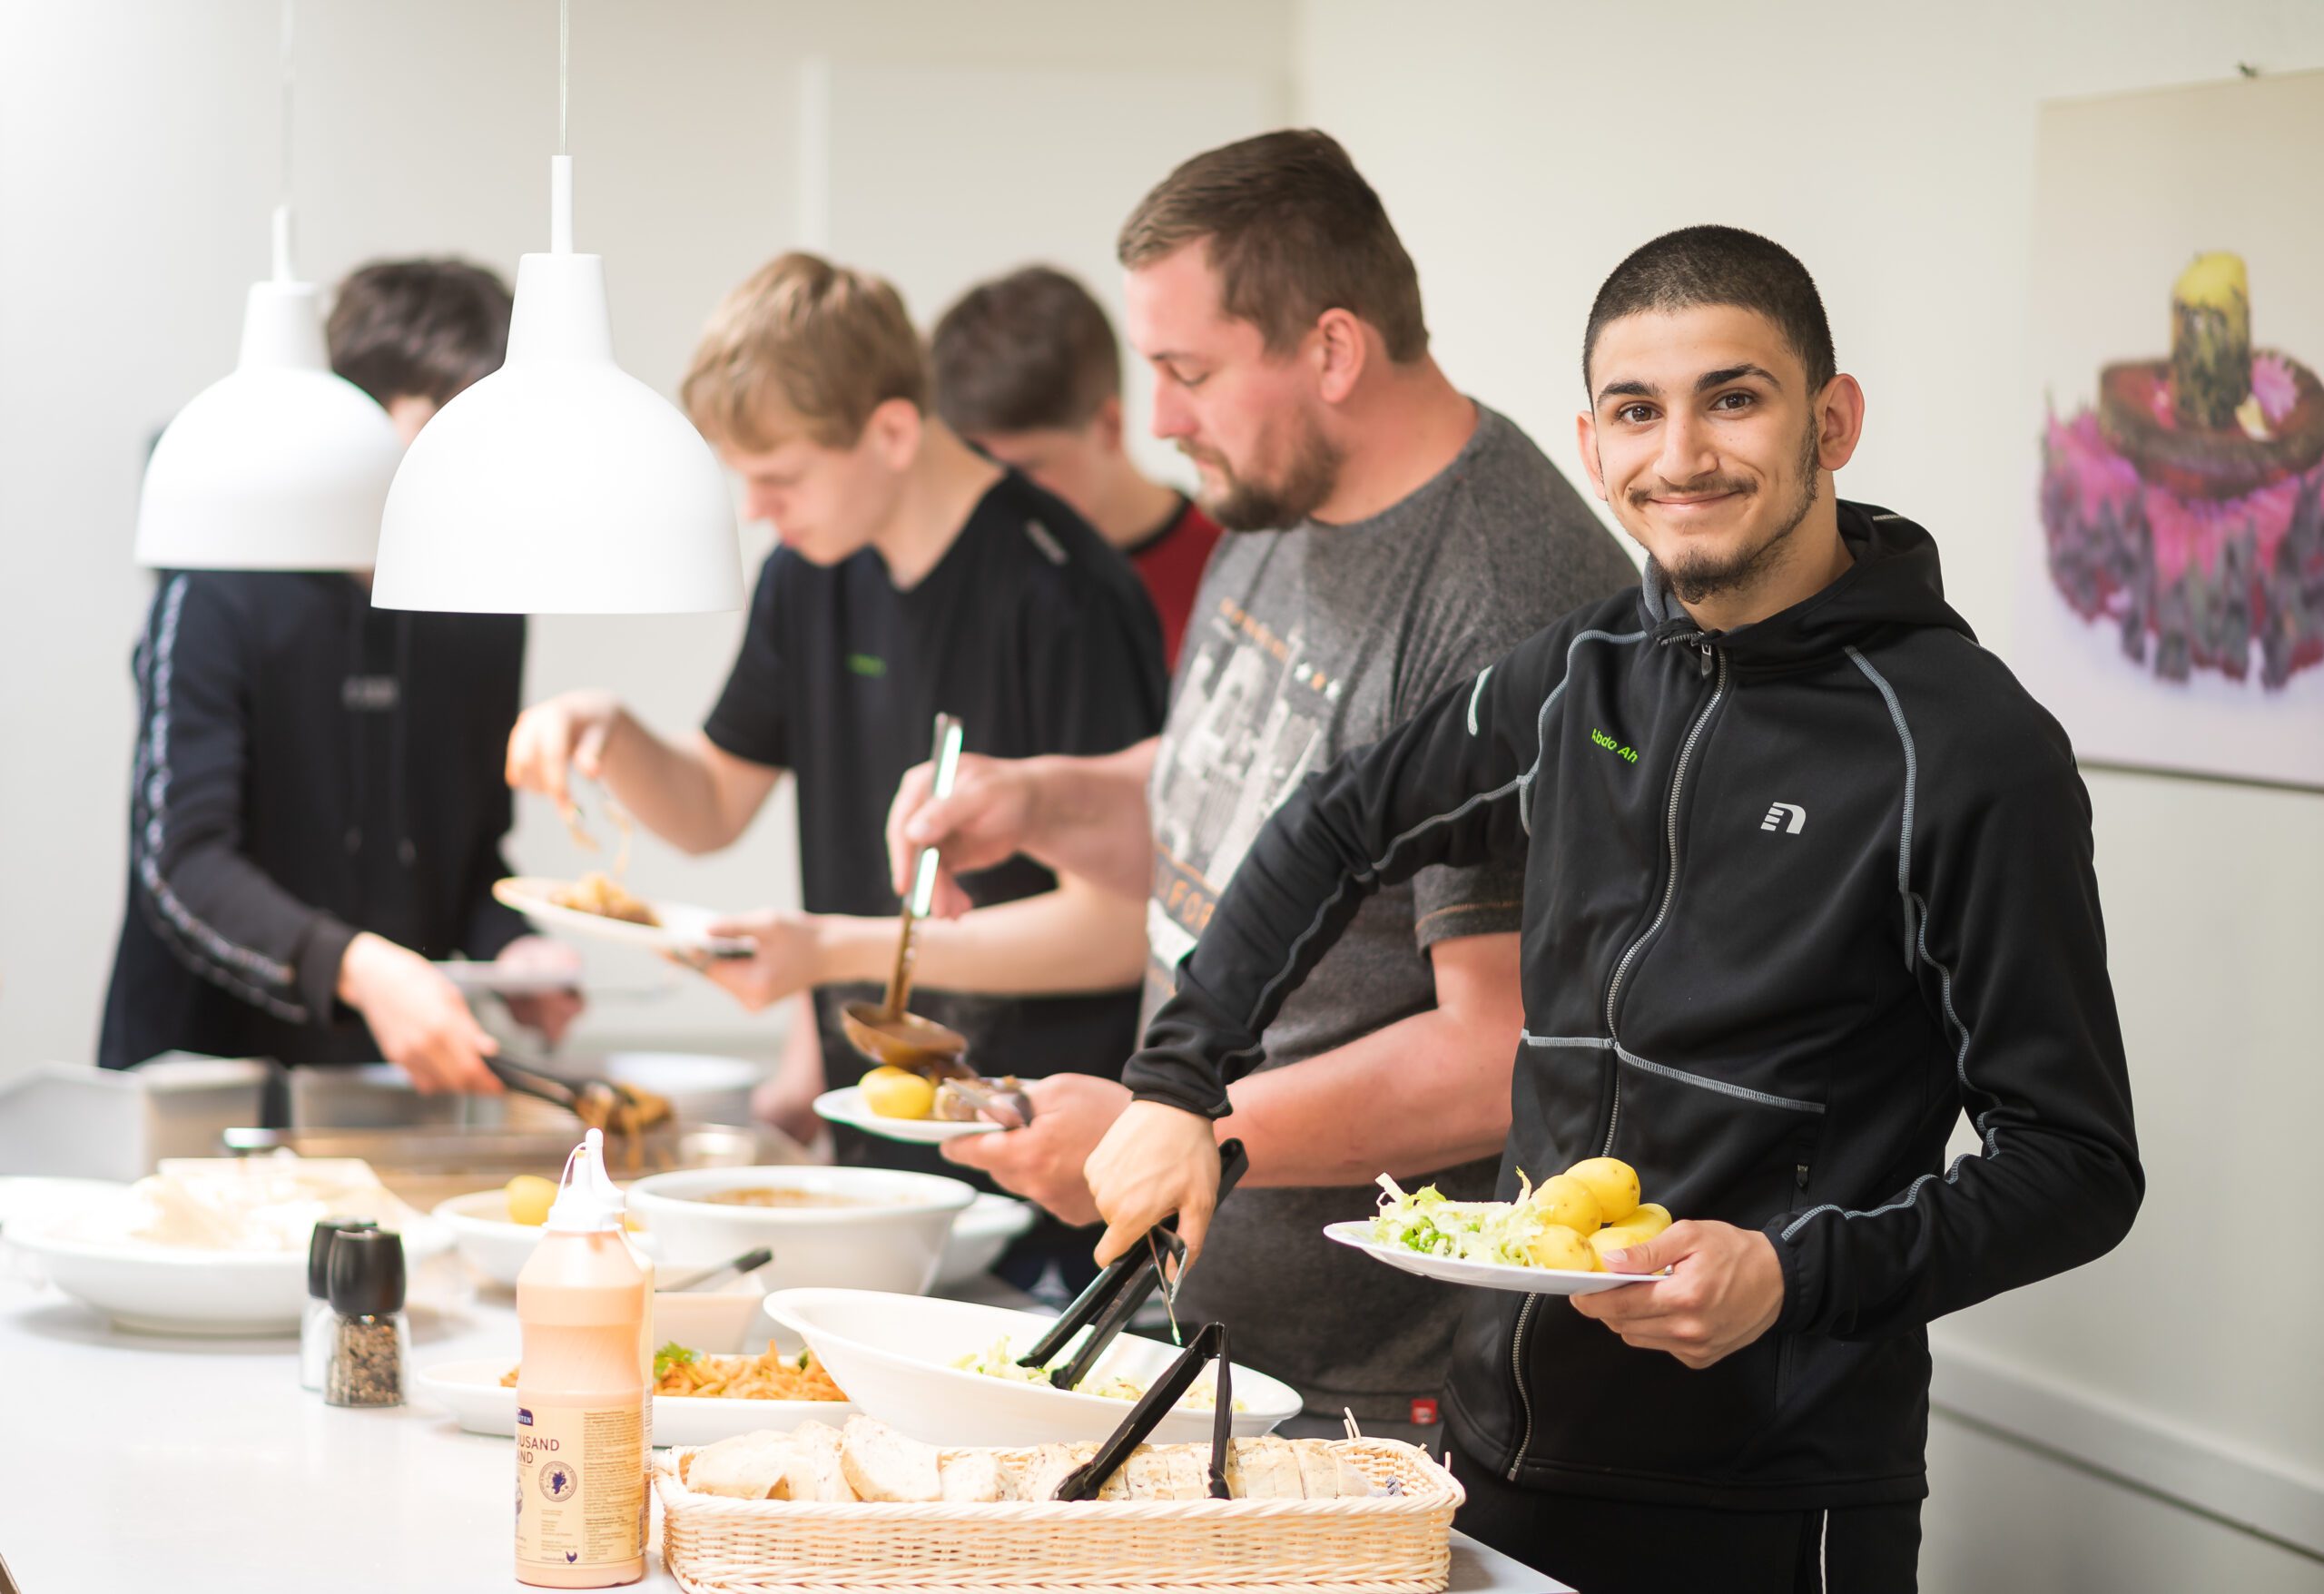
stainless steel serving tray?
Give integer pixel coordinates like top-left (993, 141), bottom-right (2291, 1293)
top-left (219, 1122), bottom-right (807, 1208)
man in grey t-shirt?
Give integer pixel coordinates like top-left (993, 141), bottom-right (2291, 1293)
top-left (1146, 403), bottom-right (1630, 1415)
top-left (874, 130), bottom-right (1632, 1429)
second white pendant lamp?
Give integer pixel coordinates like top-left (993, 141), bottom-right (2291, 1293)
top-left (369, 5), bottom-right (740, 614)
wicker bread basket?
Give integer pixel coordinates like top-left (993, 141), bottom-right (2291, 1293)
top-left (652, 1437), bottom-right (1464, 1594)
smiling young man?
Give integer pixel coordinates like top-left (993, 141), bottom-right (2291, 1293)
top-left (1080, 226), bottom-right (2143, 1592)
top-left (503, 252), bottom-right (1164, 1288)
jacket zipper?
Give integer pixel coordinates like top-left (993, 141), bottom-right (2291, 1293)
top-left (1506, 642), bottom-right (1727, 1482)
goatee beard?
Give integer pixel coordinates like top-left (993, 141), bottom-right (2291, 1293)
top-left (1647, 425), bottom-right (1822, 607)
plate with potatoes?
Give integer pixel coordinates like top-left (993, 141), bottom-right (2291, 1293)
top-left (1324, 1156), bottom-right (1676, 1296)
top-left (813, 1073), bottom-right (1005, 1145)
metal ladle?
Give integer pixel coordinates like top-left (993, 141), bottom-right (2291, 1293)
top-left (841, 713), bottom-right (973, 1071)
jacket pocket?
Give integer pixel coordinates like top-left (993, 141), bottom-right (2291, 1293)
top-left (1605, 1045), bottom-right (1823, 1232)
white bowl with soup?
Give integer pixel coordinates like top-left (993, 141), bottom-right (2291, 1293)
top-left (627, 1166), bottom-right (976, 1295)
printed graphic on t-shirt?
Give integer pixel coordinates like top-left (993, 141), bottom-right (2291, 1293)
top-left (1147, 595), bottom-right (1343, 1002)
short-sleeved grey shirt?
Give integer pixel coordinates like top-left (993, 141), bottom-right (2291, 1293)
top-left (1142, 403), bottom-right (1639, 1416)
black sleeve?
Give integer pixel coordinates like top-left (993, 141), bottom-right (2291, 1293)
top-left (129, 574), bottom-right (357, 1025)
top-left (459, 616), bottom-right (531, 961)
top-left (701, 552), bottom-right (792, 771)
top-left (1121, 617), bottom-right (1578, 1117)
top-left (1769, 733), bottom-right (2143, 1338)
top-left (1019, 568), bottom-right (1169, 757)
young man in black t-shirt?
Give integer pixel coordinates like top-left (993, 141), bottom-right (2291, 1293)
top-left (506, 252), bottom-right (1166, 1283)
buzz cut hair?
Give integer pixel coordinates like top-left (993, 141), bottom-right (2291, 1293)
top-left (1582, 225), bottom-right (1835, 395)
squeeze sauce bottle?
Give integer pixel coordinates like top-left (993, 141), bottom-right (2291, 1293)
top-left (514, 1128), bottom-right (654, 1588)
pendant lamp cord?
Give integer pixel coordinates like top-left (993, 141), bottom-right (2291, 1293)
top-left (273, 0), bottom-right (295, 281)
top-left (558, 0), bottom-right (569, 156)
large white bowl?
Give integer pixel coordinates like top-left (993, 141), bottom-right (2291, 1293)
top-left (628, 1166), bottom-right (974, 1294)
top-left (763, 1287), bottom-right (1303, 1448)
top-left (11, 1211), bottom-right (454, 1336)
top-left (932, 1193), bottom-right (1037, 1288)
top-left (431, 1188), bottom-right (665, 1286)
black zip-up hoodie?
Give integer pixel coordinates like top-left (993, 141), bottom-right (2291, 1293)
top-left (100, 570), bottom-right (529, 1071)
top-left (1124, 503), bottom-right (2142, 1510)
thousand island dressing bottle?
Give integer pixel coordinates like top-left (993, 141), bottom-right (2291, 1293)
top-left (514, 1128), bottom-right (652, 1587)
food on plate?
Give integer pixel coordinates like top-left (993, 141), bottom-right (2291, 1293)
top-left (698, 1186), bottom-right (872, 1209)
top-left (686, 1419), bottom-right (1383, 1504)
top-left (81, 1156), bottom-right (417, 1252)
top-left (499, 1173), bottom-right (641, 1230)
top-left (505, 1175), bottom-right (558, 1226)
top-left (501, 1340), bottom-right (849, 1402)
top-left (931, 1076), bottom-right (1027, 1122)
top-left (1370, 1157), bottom-right (1671, 1274)
top-left (1526, 1173), bottom-right (1602, 1234)
top-left (1561, 1156), bottom-right (1641, 1225)
top-left (950, 1335), bottom-right (1236, 1410)
top-left (858, 1065), bottom-right (936, 1121)
top-left (550, 871), bottom-right (660, 927)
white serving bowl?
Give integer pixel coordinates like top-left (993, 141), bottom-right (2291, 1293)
top-left (431, 1188), bottom-right (665, 1286)
top-left (933, 1193), bottom-right (1037, 1288)
top-left (763, 1287), bottom-right (1303, 1448)
top-left (11, 1210), bottom-right (454, 1336)
top-left (414, 1356), bottom-right (852, 1444)
top-left (627, 1166), bottom-right (974, 1294)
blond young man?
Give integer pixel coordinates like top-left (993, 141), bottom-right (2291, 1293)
top-left (931, 266), bottom-right (1222, 669)
top-left (504, 253), bottom-right (1166, 1286)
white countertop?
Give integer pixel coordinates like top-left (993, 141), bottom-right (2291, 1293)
top-left (0, 1249), bottom-right (1568, 1594)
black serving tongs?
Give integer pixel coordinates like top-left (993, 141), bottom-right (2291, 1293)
top-left (1051, 1321), bottom-right (1236, 1502)
top-left (1017, 1138), bottom-right (1247, 1392)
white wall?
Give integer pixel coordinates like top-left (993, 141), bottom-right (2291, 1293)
top-left (0, 0), bottom-right (1287, 1068)
top-left (1291, 1), bottom-right (2324, 1585)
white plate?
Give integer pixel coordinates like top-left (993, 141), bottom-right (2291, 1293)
top-left (1323, 1221), bottom-right (1657, 1296)
top-left (933, 1193), bottom-right (1037, 1288)
top-left (764, 1287), bottom-right (1302, 1449)
top-left (414, 1356), bottom-right (854, 1445)
top-left (0, 1176), bottom-right (129, 1235)
top-left (11, 1211), bottom-right (456, 1334)
top-left (493, 877), bottom-right (754, 956)
top-left (813, 1086), bottom-right (1002, 1144)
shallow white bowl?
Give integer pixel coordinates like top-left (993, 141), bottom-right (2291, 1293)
top-left (933, 1193), bottom-right (1037, 1288)
top-left (628, 1166), bottom-right (975, 1294)
top-left (763, 1287), bottom-right (1303, 1448)
top-left (414, 1356), bottom-right (852, 1445)
top-left (12, 1210), bottom-right (454, 1336)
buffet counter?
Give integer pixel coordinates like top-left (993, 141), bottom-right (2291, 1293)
top-left (0, 1255), bottom-right (1570, 1593)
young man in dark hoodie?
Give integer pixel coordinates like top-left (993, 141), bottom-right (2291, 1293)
top-left (102, 260), bottom-right (576, 1095)
top-left (1081, 227), bottom-right (2143, 1593)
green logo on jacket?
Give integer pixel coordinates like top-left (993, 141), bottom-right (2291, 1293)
top-left (846, 653), bottom-right (887, 679)
top-left (1590, 727), bottom-right (1640, 764)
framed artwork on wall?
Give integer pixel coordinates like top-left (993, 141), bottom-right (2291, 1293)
top-left (2019, 69), bottom-right (2324, 791)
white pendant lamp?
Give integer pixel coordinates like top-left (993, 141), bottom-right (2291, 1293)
top-left (369, 4), bottom-right (740, 614)
top-left (133, 5), bottom-right (402, 572)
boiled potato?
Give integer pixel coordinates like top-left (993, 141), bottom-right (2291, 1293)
top-left (506, 1174), bottom-right (557, 1226)
top-left (1562, 1157), bottom-right (1640, 1225)
top-left (860, 1065), bottom-right (936, 1120)
top-left (1525, 1223), bottom-right (1598, 1272)
top-left (1586, 1203), bottom-right (1672, 1267)
top-left (1528, 1173), bottom-right (1603, 1235)
top-left (1621, 1202), bottom-right (1672, 1241)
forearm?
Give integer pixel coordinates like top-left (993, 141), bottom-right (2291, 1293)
top-left (1217, 1006), bottom-right (1514, 1187)
top-left (599, 717), bottom-right (761, 855)
top-left (815, 879), bottom-right (1147, 996)
top-left (1017, 742), bottom-right (1158, 900)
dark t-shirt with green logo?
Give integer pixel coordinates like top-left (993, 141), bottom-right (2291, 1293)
top-left (704, 470), bottom-right (1168, 1148)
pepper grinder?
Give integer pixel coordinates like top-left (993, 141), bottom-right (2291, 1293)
top-left (301, 1218), bottom-right (378, 1392)
top-left (324, 1227), bottom-right (409, 1408)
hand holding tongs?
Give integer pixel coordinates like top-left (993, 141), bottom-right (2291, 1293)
top-left (1016, 1138), bottom-right (1248, 1391)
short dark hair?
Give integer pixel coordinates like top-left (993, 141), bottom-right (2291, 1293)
top-left (931, 266), bottom-right (1120, 436)
top-left (1582, 226), bottom-right (1835, 395)
top-left (327, 258), bottom-right (514, 408)
top-left (1118, 128), bottom-right (1428, 363)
